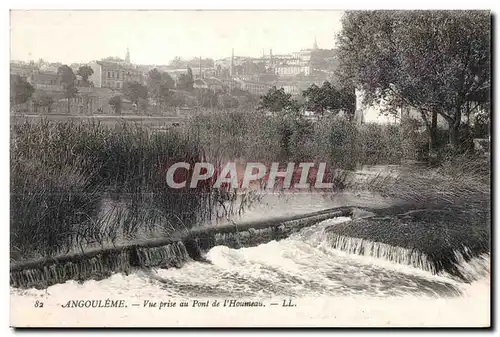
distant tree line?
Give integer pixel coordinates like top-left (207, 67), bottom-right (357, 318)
top-left (258, 82), bottom-right (356, 118)
top-left (10, 64), bottom-right (95, 114)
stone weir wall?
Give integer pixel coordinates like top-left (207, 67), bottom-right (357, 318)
top-left (10, 207), bottom-right (354, 289)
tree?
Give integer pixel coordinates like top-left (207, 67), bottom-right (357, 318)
top-left (123, 81), bottom-right (148, 106)
top-left (32, 91), bottom-right (55, 113)
top-left (186, 57), bottom-right (215, 68)
top-left (57, 65), bottom-right (78, 113)
top-left (109, 95), bottom-right (122, 114)
top-left (186, 68), bottom-right (194, 91)
top-left (241, 60), bottom-right (262, 75)
top-left (147, 69), bottom-right (176, 111)
top-left (195, 89), bottom-right (218, 108)
top-left (259, 88), bottom-right (311, 160)
top-left (147, 68), bottom-right (163, 110)
top-left (138, 97), bottom-right (149, 114)
top-left (302, 83), bottom-right (332, 115)
top-left (158, 84), bottom-right (177, 108)
top-left (103, 56), bottom-right (124, 62)
top-left (310, 49), bottom-right (338, 70)
top-left (176, 68), bottom-right (194, 91)
top-left (302, 81), bottom-right (355, 117)
top-left (170, 92), bottom-right (186, 107)
top-left (258, 86), bottom-right (299, 113)
top-left (76, 65), bottom-right (94, 86)
top-left (218, 94), bottom-right (239, 110)
top-left (233, 90), bottom-right (259, 110)
top-left (10, 75), bottom-right (34, 106)
top-left (161, 72), bottom-right (175, 89)
top-left (337, 10), bottom-right (491, 152)
top-left (169, 56), bottom-right (184, 69)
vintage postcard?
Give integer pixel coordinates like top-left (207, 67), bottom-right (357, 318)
top-left (9, 9), bottom-right (491, 328)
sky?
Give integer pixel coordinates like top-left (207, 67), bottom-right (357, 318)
top-left (10, 10), bottom-right (344, 65)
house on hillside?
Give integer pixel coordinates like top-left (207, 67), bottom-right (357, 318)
top-left (219, 78), bottom-right (241, 91)
top-left (275, 83), bottom-right (300, 96)
top-left (235, 79), bottom-right (272, 96)
top-left (27, 70), bottom-right (61, 92)
top-left (193, 77), bottom-right (224, 92)
top-left (88, 61), bottom-right (144, 90)
top-left (29, 87), bottom-right (116, 115)
top-left (10, 62), bottom-right (37, 79)
top-left (52, 87), bottom-right (115, 114)
top-left (274, 64), bottom-right (312, 77)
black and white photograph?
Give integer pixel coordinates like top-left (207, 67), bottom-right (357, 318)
top-left (8, 8), bottom-right (491, 328)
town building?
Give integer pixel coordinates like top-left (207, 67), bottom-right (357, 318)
top-left (193, 77), bottom-right (224, 92)
top-left (219, 78), bottom-right (241, 91)
top-left (275, 83), bottom-right (301, 96)
top-left (168, 67), bottom-right (211, 79)
top-left (13, 86), bottom-right (117, 115)
top-left (235, 79), bottom-right (272, 96)
top-left (88, 60), bottom-right (144, 89)
top-left (10, 61), bottom-right (37, 79)
top-left (63, 87), bottom-right (117, 114)
top-left (213, 39), bottom-right (319, 82)
top-left (27, 70), bottom-right (63, 92)
top-left (274, 64), bottom-right (312, 77)
top-left (87, 49), bottom-right (145, 89)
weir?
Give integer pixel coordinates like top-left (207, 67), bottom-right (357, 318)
top-left (325, 232), bottom-right (438, 274)
top-left (10, 204), bottom-right (490, 289)
top-left (10, 206), bottom-right (354, 289)
top-left (323, 208), bottom-right (490, 282)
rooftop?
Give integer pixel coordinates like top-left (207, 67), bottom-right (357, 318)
top-left (95, 61), bottom-right (140, 71)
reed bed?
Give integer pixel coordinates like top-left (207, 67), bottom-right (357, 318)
top-left (11, 119), bottom-right (246, 261)
top-left (187, 111), bottom-right (426, 169)
top-left (12, 111), bottom-right (480, 264)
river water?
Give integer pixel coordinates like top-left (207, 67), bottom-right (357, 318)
top-left (10, 192), bottom-right (490, 327)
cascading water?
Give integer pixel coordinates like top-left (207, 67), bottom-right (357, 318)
top-left (10, 213), bottom-right (490, 327)
top-left (135, 242), bottom-right (189, 268)
top-left (10, 250), bottom-right (132, 289)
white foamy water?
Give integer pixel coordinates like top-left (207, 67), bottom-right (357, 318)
top-left (210, 190), bottom-right (402, 225)
top-left (10, 216), bottom-right (490, 327)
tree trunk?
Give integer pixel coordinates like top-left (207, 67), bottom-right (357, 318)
top-left (448, 121), bottom-right (460, 151)
top-left (429, 111), bottom-right (438, 150)
top-left (448, 104), bottom-right (462, 151)
top-left (428, 111), bottom-right (438, 163)
top-left (67, 98), bottom-right (71, 114)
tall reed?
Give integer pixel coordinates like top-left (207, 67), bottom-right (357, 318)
top-left (11, 120), bottom-right (214, 260)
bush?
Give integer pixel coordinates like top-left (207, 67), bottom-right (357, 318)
top-left (187, 111), bottom-right (427, 169)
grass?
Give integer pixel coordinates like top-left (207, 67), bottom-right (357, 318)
top-left (363, 154), bottom-right (490, 209)
top-left (187, 111), bottom-right (427, 169)
top-left (11, 110), bottom-right (488, 268)
top-left (328, 154), bottom-right (491, 280)
top-left (11, 119), bottom-right (235, 261)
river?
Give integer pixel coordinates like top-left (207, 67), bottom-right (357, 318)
top-left (10, 191), bottom-right (490, 327)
